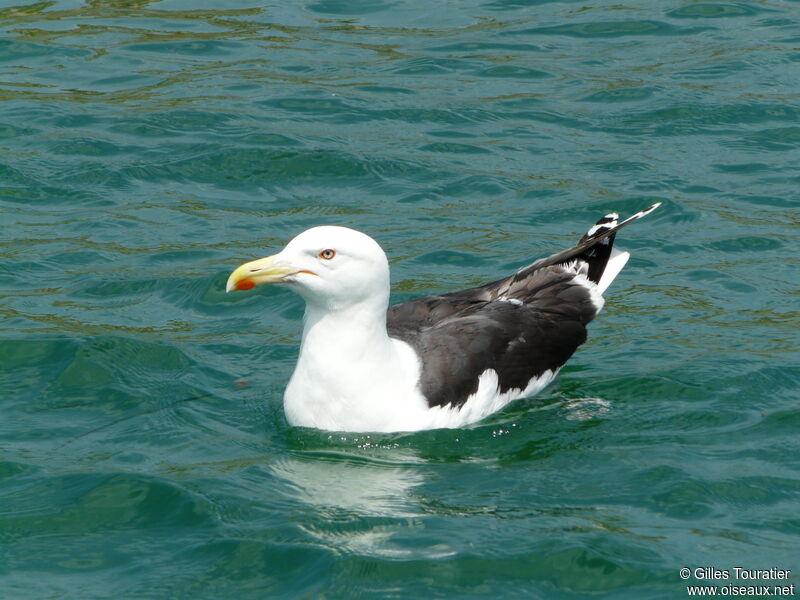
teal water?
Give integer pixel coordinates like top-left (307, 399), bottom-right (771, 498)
top-left (1, 1), bottom-right (799, 598)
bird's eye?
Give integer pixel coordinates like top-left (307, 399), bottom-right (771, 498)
top-left (318, 248), bottom-right (336, 260)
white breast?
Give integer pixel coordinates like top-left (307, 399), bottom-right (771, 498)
top-left (284, 333), bottom-right (433, 432)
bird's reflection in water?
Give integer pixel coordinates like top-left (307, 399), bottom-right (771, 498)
top-left (269, 450), bottom-right (424, 518)
top-left (269, 451), bottom-right (456, 559)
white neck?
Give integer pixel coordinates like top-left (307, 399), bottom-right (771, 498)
top-left (300, 295), bottom-right (391, 361)
top-left (283, 296), bottom-right (425, 431)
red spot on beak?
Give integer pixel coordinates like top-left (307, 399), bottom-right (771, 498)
top-left (236, 279), bottom-right (255, 291)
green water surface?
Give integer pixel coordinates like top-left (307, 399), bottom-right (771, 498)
top-left (1, 1), bottom-right (799, 598)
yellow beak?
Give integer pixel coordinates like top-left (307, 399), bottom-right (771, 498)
top-left (226, 254), bottom-right (299, 293)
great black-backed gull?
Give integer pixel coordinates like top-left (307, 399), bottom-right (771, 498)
top-left (226, 203), bottom-right (660, 432)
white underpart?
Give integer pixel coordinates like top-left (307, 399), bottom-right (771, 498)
top-left (597, 248), bottom-right (630, 294)
top-left (284, 306), bottom-right (431, 432)
top-left (421, 368), bottom-right (558, 430)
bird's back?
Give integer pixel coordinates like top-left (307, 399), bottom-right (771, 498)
top-left (388, 203), bottom-right (660, 411)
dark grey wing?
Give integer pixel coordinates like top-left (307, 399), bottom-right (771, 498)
top-left (386, 203), bottom-right (660, 409)
top-left (388, 266), bottom-right (597, 409)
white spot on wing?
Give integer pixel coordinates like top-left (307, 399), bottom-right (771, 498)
top-left (586, 213), bottom-right (619, 238)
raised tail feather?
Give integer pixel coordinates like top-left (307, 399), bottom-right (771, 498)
top-left (575, 211), bottom-right (620, 284)
top-left (506, 202), bottom-right (661, 294)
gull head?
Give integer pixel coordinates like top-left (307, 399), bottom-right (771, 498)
top-left (226, 226), bottom-right (390, 311)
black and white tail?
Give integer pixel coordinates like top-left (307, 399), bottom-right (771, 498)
top-left (512, 202), bottom-right (661, 294)
top-left (576, 211), bottom-right (620, 286)
top-left (580, 203), bottom-right (660, 293)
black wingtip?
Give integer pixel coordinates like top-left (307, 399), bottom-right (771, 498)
top-left (510, 202), bottom-right (661, 284)
top-left (578, 202), bottom-right (661, 283)
top-left (577, 216), bottom-right (618, 283)
top-left (578, 212), bottom-right (619, 246)
top-left (579, 202), bottom-right (661, 247)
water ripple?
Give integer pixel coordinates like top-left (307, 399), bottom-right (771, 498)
top-left (2, 1), bottom-right (800, 598)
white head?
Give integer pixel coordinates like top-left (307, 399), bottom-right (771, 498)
top-left (226, 226), bottom-right (390, 312)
